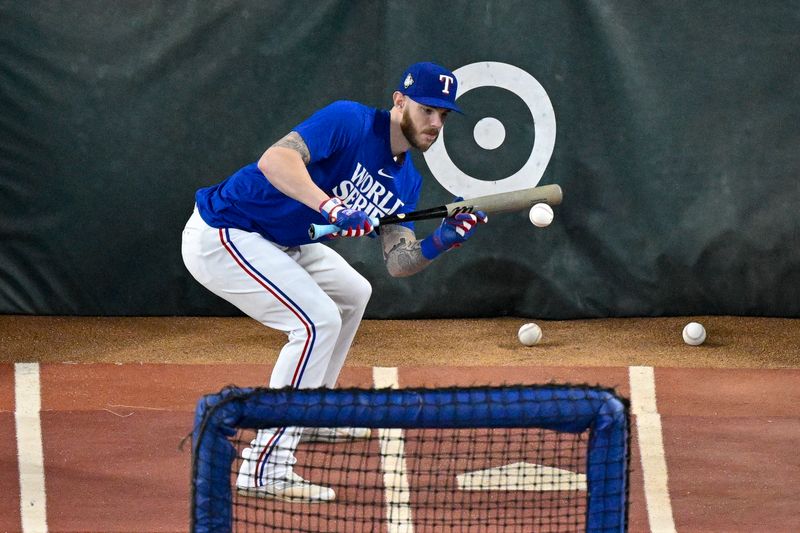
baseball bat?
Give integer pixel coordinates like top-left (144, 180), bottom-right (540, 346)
top-left (308, 183), bottom-right (563, 240)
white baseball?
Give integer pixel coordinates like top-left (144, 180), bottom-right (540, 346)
top-left (518, 323), bottom-right (542, 346)
top-left (682, 322), bottom-right (706, 346)
top-left (529, 203), bottom-right (554, 227)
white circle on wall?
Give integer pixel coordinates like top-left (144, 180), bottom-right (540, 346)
top-left (473, 117), bottom-right (506, 150)
top-left (424, 61), bottom-right (556, 196)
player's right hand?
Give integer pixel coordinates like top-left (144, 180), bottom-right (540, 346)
top-left (319, 197), bottom-right (374, 238)
top-left (420, 211), bottom-right (488, 259)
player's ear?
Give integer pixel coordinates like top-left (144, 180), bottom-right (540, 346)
top-left (392, 91), bottom-right (405, 109)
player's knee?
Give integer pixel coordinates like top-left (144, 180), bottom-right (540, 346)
top-left (336, 275), bottom-right (371, 315)
top-left (313, 299), bottom-right (343, 335)
top-left (351, 276), bottom-right (372, 309)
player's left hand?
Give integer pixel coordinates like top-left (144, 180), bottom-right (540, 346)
top-left (420, 211), bottom-right (488, 260)
top-left (319, 197), bottom-right (375, 238)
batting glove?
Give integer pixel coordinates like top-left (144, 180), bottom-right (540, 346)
top-left (319, 197), bottom-right (374, 238)
top-left (420, 211), bottom-right (488, 260)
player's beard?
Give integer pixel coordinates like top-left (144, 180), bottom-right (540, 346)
top-left (401, 108), bottom-right (439, 152)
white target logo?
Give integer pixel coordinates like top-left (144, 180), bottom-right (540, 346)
top-left (424, 62), bottom-right (556, 196)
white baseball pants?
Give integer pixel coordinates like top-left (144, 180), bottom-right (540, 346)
top-left (181, 206), bottom-right (371, 483)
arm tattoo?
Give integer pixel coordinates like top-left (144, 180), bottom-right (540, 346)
top-left (272, 131), bottom-right (310, 164)
top-left (381, 224), bottom-right (431, 277)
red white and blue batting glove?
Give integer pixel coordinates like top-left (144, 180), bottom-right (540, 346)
top-left (319, 197), bottom-right (374, 238)
top-left (420, 211), bottom-right (488, 260)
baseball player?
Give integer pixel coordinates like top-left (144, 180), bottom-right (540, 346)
top-left (181, 62), bottom-right (487, 503)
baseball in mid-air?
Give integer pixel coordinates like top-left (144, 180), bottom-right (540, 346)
top-left (682, 322), bottom-right (707, 346)
top-left (529, 203), bottom-right (554, 227)
top-left (518, 323), bottom-right (542, 346)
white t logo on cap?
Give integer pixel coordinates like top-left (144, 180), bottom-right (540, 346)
top-left (439, 74), bottom-right (454, 94)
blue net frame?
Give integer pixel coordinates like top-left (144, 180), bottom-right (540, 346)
top-left (190, 384), bottom-right (629, 532)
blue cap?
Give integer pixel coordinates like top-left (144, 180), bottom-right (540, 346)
top-left (397, 62), bottom-right (462, 113)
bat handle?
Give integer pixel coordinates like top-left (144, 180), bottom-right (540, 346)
top-left (309, 217), bottom-right (381, 240)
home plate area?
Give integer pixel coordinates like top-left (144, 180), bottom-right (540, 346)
top-left (456, 462), bottom-right (587, 492)
top-left (229, 426), bottom-right (593, 532)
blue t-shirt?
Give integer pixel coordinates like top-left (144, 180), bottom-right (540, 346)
top-left (195, 101), bottom-right (423, 247)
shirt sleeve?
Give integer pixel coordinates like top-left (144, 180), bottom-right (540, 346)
top-left (293, 101), bottom-right (366, 164)
top-left (396, 163), bottom-right (423, 231)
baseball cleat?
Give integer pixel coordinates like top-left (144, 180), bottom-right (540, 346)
top-left (301, 426), bottom-right (372, 443)
top-left (236, 471), bottom-right (335, 503)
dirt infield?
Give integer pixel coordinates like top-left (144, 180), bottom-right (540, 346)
top-left (1, 362), bottom-right (798, 532)
top-left (1, 315), bottom-right (798, 532)
top-left (2, 315), bottom-right (798, 368)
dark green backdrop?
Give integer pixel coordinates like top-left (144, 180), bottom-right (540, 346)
top-left (1, 1), bottom-right (798, 318)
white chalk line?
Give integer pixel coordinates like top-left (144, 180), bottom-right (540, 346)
top-left (373, 367), bottom-right (414, 533)
top-left (14, 362), bottom-right (49, 533)
top-left (629, 366), bottom-right (677, 533)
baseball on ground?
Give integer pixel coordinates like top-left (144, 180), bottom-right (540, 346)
top-left (529, 203), bottom-right (554, 227)
top-left (682, 322), bottom-right (706, 346)
top-left (518, 323), bottom-right (542, 346)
